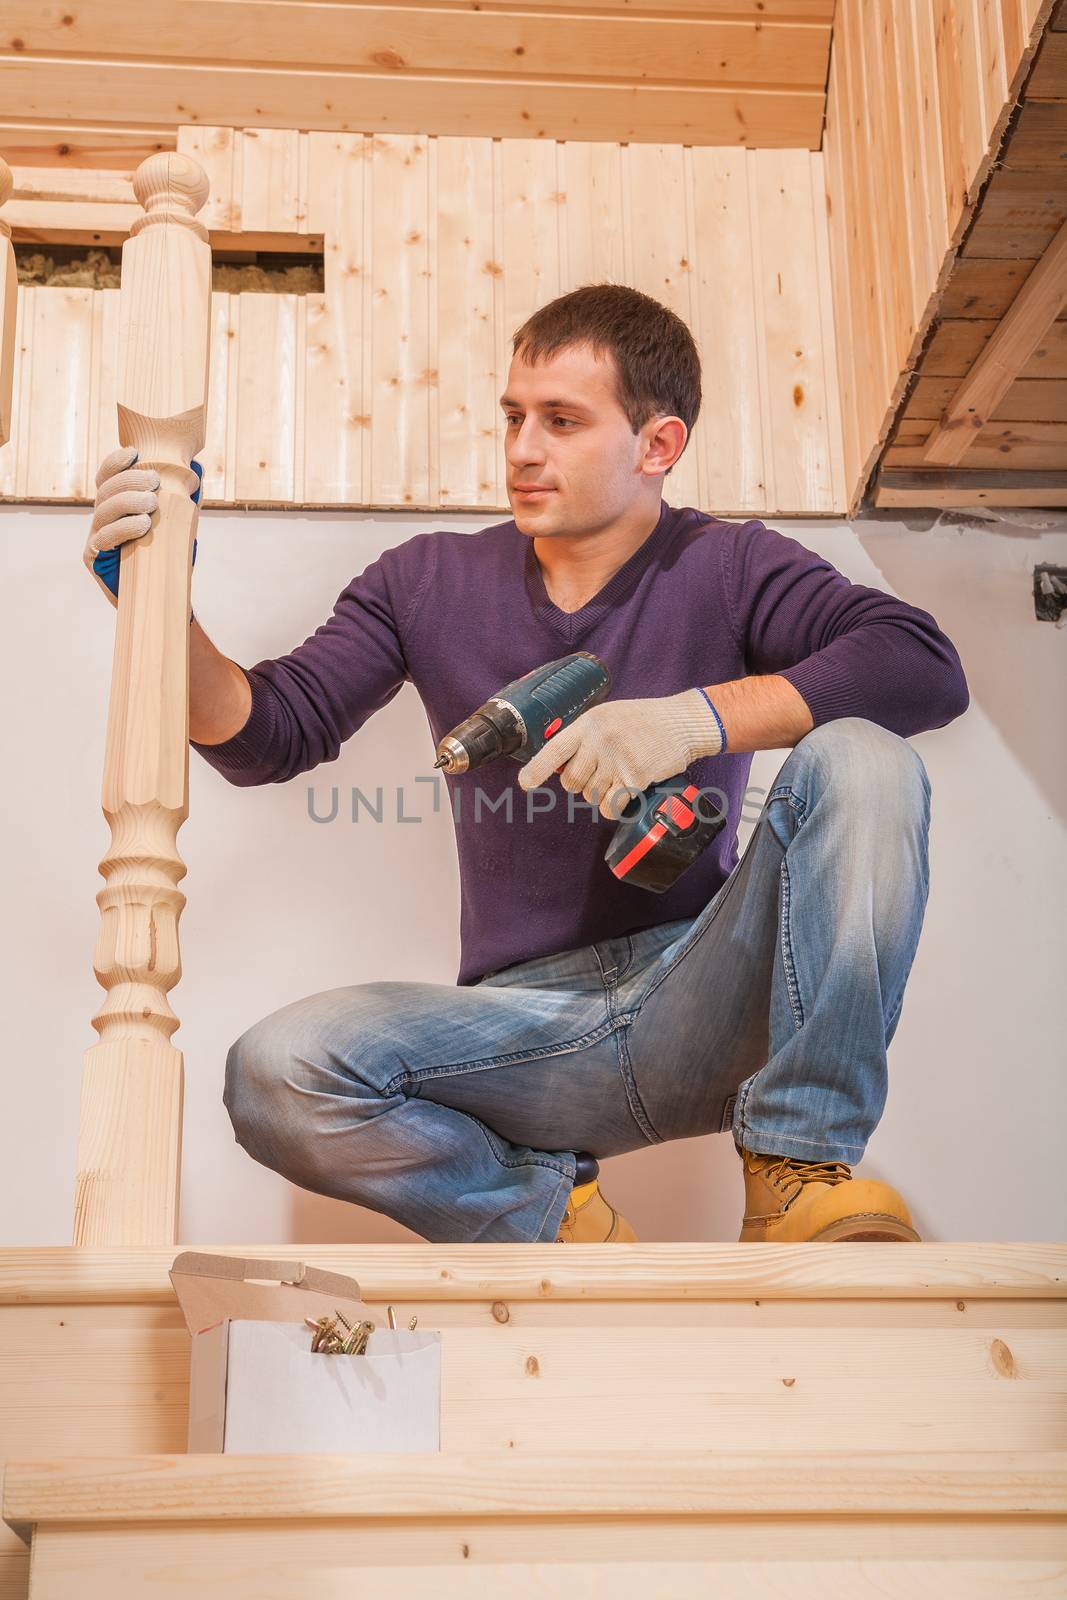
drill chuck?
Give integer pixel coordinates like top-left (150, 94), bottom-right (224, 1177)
top-left (433, 698), bottom-right (527, 775)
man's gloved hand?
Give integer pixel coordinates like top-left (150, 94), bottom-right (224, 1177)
top-left (84, 445), bottom-right (202, 614)
top-left (517, 689), bottom-right (727, 820)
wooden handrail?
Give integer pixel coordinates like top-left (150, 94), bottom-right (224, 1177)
top-left (0, 156), bottom-right (15, 447)
top-left (73, 153), bottom-right (212, 1247)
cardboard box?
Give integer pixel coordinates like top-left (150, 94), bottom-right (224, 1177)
top-left (171, 1251), bottom-right (442, 1454)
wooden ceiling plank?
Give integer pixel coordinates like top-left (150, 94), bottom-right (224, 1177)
top-left (999, 100), bottom-right (1067, 167)
top-left (906, 371), bottom-right (1067, 421)
top-left (1027, 27), bottom-right (1067, 93)
top-left (874, 467), bottom-right (1067, 505)
top-left (0, 58), bottom-right (824, 148)
top-left (922, 213), bottom-right (1067, 460)
top-left (0, 5), bottom-right (832, 91)
top-left (923, 313), bottom-right (1067, 375)
top-left (0, 121), bottom-right (173, 169)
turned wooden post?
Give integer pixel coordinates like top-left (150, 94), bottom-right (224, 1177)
top-left (74, 153), bottom-right (212, 1246)
top-left (0, 157), bottom-right (16, 447)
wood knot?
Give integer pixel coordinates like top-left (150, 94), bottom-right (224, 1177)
top-left (793, 384), bottom-right (805, 408)
top-left (781, 1377), bottom-right (796, 1386)
top-left (525, 1355), bottom-right (540, 1376)
top-left (990, 1338), bottom-right (1017, 1378)
top-left (491, 1301), bottom-right (510, 1323)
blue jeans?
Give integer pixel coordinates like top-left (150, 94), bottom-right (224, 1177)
top-left (224, 718), bottom-right (931, 1242)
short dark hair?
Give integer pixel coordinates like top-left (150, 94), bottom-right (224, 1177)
top-left (511, 283), bottom-right (701, 474)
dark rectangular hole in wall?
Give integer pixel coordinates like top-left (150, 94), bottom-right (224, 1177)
top-left (14, 243), bottom-right (325, 294)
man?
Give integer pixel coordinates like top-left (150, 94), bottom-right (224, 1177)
top-left (84, 283), bottom-right (968, 1245)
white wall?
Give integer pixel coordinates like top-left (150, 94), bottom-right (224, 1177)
top-left (1, 502), bottom-right (1064, 1245)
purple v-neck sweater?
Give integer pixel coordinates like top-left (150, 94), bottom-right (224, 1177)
top-left (191, 504), bottom-right (968, 985)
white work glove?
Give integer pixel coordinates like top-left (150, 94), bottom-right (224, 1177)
top-left (83, 445), bottom-right (201, 614)
top-left (517, 689), bottom-right (726, 821)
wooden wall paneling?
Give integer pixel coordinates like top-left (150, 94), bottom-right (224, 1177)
top-left (810, 153), bottom-right (849, 515)
top-left (955, 0), bottom-right (993, 196)
top-left (304, 134), bottom-right (366, 507)
top-left (0, 289), bottom-right (25, 495)
top-left (366, 135), bottom-right (432, 507)
top-left (493, 138), bottom-right (562, 483)
top-left (868, 0), bottom-right (920, 375)
top-left (821, 63), bottom-right (862, 503)
top-left (751, 151), bottom-right (839, 514)
top-left (557, 142), bottom-right (626, 292)
top-left (434, 137), bottom-right (498, 509)
top-left (979, 0), bottom-right (1011, 135)
top-left (746, 149), bottom-right (778, 513)
top-left (934, 0), bottom-right (971, 236)
top-left (239, 128), bottom-right (305, 234)
top-left (843, 1), bottom-right (893, 454)
top-left (1001, 0), bottom-right (1027, 78)
top-left (894, 0), bottom-right (942, 329)
top-left (688, 148), bottom-right (766, 515)
top-left (0, 154), bottom-right (15, 452)
top-left (201, 293), bottom-right (235, 503)
top-left (3, 123), bottom-right (852, 517)
top-left (175, 127), bottom-right (237, 231)
top-left (86, 288), bottom-right (119, 480)
top-left (911, 0), bottom-right (953, 287)
top-left (233, 293), bottom-right (302, 502)
top-left (21, 287), bottom-right (95, 498)
top-left (426, 138), bottom-right (441, 509)
top-left (825, 10), bottom-right (870, 505)
top-left (622, 143), bottom-right (701, 511)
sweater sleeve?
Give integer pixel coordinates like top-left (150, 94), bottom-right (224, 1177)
top-left (720, 519), bottom-right (969, 737)
top-left (190, 533), bottom-right (437, 786)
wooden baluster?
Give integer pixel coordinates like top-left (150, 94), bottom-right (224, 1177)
top-left (0, 157), bottom-right (16, 447)
top-left (74, 153), bottom-right (212, 1247)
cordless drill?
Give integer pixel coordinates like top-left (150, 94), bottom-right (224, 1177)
top-left (432, 652), bottom-right (726, 893)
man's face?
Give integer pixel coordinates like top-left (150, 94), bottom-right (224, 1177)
top-left (500, 342), bottom-right (680, 538)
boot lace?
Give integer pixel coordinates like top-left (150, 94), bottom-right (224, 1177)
top-left (761, 1154), bottom-right (852, 1188)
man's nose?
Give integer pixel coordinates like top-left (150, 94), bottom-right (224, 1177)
top-left (506, 418), bottom-right (546, 466)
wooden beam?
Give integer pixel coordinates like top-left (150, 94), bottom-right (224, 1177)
top-left (6, 1452), bottom-right (1066, 1534)
top-left (0, 57), bottom-right (825, 149)
top-left (0, 157), bottom-right (15, 447)
top-left (3, 1243), bottom-right (1066, 1305)
top-left (73, 153), bottom-right (212, 1247)
top-left (0, 4), bottom-right (831, 90)
top-left (876, 465), bottom-right (1067, 505)
top-left (922, 214), bottom-right (1067, 461)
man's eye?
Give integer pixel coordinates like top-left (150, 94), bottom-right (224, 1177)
top-left (552, 418), bottom-right (576, 428)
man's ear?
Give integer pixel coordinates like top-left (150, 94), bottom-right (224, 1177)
top-left (640, 415), bottom-right (688, 477)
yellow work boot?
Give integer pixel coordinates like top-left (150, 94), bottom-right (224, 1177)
top-left (738, 1146), bottom-right (920, 1242)
top-left (555, 1178), bottom-right (638, 1243)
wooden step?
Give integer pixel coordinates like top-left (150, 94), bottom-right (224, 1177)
top-left (4, 1450), bottom-right (1066, 1598)
top-left (1, 1244), bottom-right (1064, 1598)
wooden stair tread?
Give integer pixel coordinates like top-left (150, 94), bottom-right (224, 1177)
top-left (5, 1449), bottom-right (1067, 1540)
top-left (3, 1243), bottom-right (1065, 1304)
